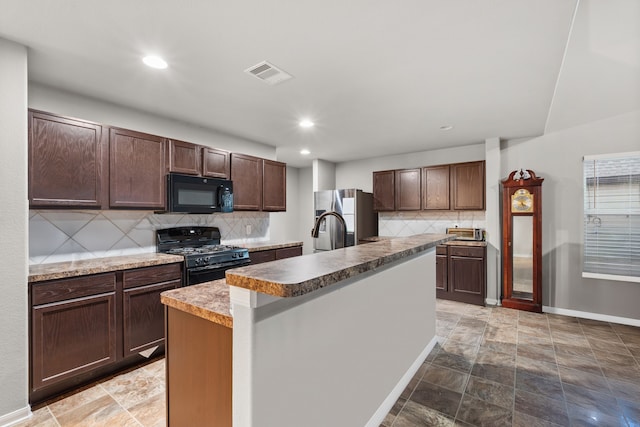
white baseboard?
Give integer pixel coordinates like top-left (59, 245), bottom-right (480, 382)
top-left (0, 406), bottom-right (31, 427)
top-left (365, 336), bottom-right (437, 427)
top-left (543, 306), bottom-right (640, 327)
top-left (485, 298), bottom-right (499, 306)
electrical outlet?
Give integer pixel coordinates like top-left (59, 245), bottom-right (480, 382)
top-left (245, 224), bottom-right (252, 235)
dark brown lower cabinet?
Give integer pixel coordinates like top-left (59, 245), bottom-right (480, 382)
top-left (166, 307), bottom-right (232, 427)
top-left (123, 264), bottom-right (182, 357)
top-left (249, 245), bottom-right (302, 265)
top-left (29, 263), bottom-right (182, 404)
top-left (436, 244), bottom-right (486, 306)
top-left (32, 289), bottom-right (117, 391)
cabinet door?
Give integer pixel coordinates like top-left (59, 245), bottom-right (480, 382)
top-left (231, 153), bottom-right (263, 210)
top-left (263, 160), bottom-right (286, 211)
top-left (422, 165), bottom-right (450, 210)
top-left (168, 139), bottom-right (200, 175)
top-left (447, 246), bottom-right (486, 306)
top-left (373, 170), bottom-right (395, 211)
top-left (28, 110), bottom-right (106, 208)
top-left (109, 128), bottom-right (166, 209)
top-left (451, 161), bottom-right (485, 210)
top-left (202, 147), bottom-right (230, 178)
top-left (31, 292), bottom-right (117, 391)
top-left (123, 279), bottom-right (180, 357)
top-left (395, 168), bottom-right (421, 210)
top-left (435, 246), bottom-right (448, 295)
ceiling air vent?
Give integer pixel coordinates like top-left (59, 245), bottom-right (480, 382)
top-left (244, 61), bottom-right (293, 85)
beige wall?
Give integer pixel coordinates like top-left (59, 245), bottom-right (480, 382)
top-left (0, 38), bottom-right (29, 422)
top-left (335, 143), bottom-right (485, 192)
top-left (501, 109), bottom-right (640, 320)
top-left (29, 84), bottom-right (274, 159)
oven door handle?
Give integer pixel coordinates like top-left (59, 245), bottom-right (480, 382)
top-left (188, 260), bottom-right (251, 273)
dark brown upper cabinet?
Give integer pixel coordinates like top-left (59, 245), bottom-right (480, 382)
top-left (230, 154), bottom-right (287, 211)
top-left (395, 168), bottom-right (421, 210)
top-left (373, 160), bottom-right (485, 212)
top-left (231, 153), bottom-right (263, 211)
top-left (373, 170), bottom-right (395, 211)
top-left (167, 139), bottom-right (230, 179)
top-left (262, 160), bottom-right (286, 211)
top-left (109, 128), bottom-right (166, 209)
top-left (28, 110), bottom-right (107, 208)
top-left (167, 139), bottom-right (200, 176)
top-left (202, 147), bottom-right (231, 179)
top-left (422, 165), bottom-right (450, 210)
top-left (451, 161), bottom-right (485, 210)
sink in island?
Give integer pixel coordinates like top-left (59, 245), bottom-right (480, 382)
top-left (161, 233), bottom-right (453, 427)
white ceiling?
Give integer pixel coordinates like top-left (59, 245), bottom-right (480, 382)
top-left (1, 0), bottom-right (637, 167)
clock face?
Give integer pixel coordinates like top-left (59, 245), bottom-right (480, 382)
top-left (511, 188), bottom-right (534, 213)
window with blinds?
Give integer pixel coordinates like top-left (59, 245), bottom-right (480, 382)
top-left (583, 152), bottom-right (640, 282)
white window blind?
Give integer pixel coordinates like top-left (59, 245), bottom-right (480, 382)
top-left (583, 152), bottom-right (640, 282)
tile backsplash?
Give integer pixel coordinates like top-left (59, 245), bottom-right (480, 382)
top-left (378, 211), bottom-right (486, 237)
top-left (29, 210), bottom-right (270, 265)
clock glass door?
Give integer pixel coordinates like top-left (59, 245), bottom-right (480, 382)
top-left (512, 215), bottom-right (533, 300)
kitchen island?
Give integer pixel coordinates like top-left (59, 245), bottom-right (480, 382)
top-left (161, 233), bottom-right (453, 427)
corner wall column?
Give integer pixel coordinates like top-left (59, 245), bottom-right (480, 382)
top-left (0, 37), bottom-right (30, 424)
top-left (485, 137), bottom-right (501, 305)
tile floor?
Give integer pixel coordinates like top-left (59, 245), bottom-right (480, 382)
top-left (14, 299), bottom-right (640, 427)
top-left (16, 358), bottom-right (166, 427)
top-left (382, 299), bottom-right (640, 427)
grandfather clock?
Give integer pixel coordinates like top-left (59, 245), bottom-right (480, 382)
top-left (501, 169), bottom-right (544, 312)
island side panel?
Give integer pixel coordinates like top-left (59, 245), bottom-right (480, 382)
top-left (165, 306), bottom-right (232, 427)
top-left (231, 249), bottom-right (436, 427)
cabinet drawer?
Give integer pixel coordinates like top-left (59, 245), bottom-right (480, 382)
top-left (436, 245), bottom-right (448, 255)
top-left (32, 273), bottom-right (116, 306)
top-left (448, 245), bottom-right (485, 258)
top-left (123, 263), bottom-right (182, 289)
top-left (250, 250), bottom-right (276, 265)
top-left (275, 246), bottom-right (302, 260)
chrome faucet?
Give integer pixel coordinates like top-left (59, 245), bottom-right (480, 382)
top-left (310, 211), bottom-right (348, 249)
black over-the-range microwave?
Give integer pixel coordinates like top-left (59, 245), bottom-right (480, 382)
top-left (166, 173), bottom-right (233, 214)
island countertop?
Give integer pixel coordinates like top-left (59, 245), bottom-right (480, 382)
top-left (226, 233), bottom-right (454, 298)
top-left (161, 279), bottom-right (232, 328)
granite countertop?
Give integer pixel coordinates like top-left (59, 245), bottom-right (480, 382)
top-left (226, 233), bottom-right (454, 298)
top-left (29, 253), bottom-right (184, 283)
top-left (236, 240), bottom-right (303, 252)
top-left (161, 279), bottom-right (232, 328)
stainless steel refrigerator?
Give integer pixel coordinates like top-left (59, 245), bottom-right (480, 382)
top-left (312, 189), bottom-right (378, 252)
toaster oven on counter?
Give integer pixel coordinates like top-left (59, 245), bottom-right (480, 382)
top-left (445, 227), bottom-right (485, 241)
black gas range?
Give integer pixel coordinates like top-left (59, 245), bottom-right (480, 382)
top-left (156, 226), bottom-right (250, 286)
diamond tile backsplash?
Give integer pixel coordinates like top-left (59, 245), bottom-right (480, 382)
top-left (29, 210), bottom-right (270, 265)
top-left (378, 211), bottom-right (486, 237)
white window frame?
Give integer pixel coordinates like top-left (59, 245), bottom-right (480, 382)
top-left (582, 151), bottom-right (640, 283)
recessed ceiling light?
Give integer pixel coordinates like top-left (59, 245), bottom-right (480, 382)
top-left (299, 119), bottom-right (314, 128)
top-left (142, 55), bottom-right (168, 69)
top-left (300, 149), bottom-right (311, 155)
top-left (439, 125), bottom-right (454, 131)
